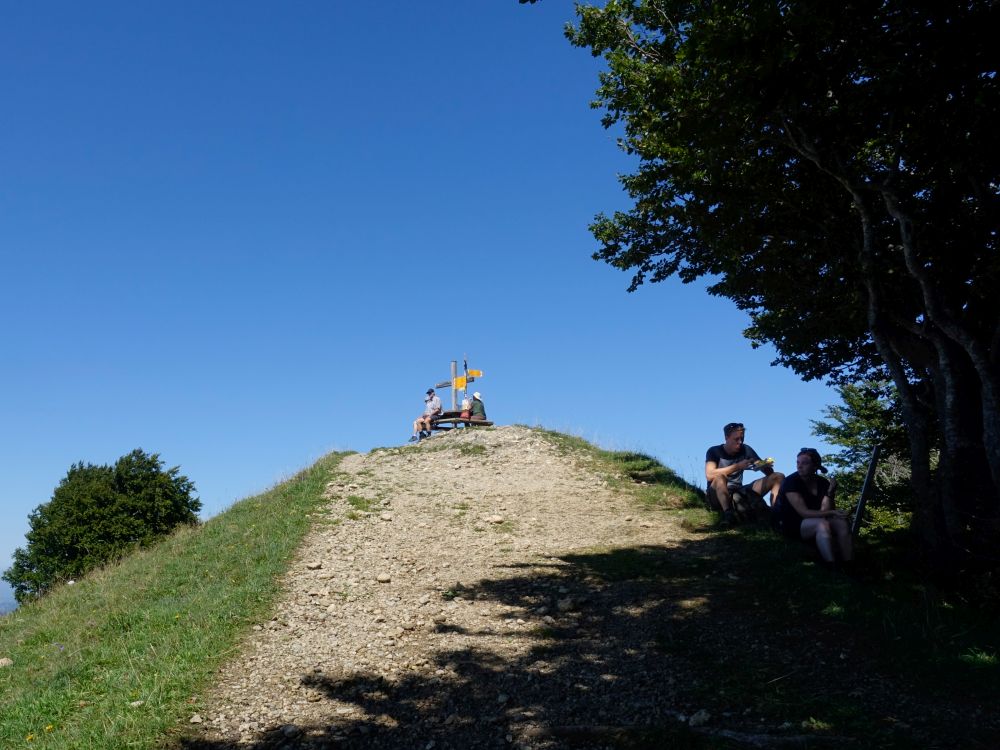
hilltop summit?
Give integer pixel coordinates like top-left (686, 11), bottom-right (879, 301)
top-left (191, 425), bottom-right (693, 748)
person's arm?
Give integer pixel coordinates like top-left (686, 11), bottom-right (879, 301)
top-left (705, 458), bottom-right (752, 483)
top-left (748, 449), bottom-right (775, 477)
top-left (819, 477), bottom-right (838, 512)
top-left (786, 488), bottom-right (845, 519)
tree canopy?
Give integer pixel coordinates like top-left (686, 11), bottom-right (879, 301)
top-left (544, 0), bottom-right (999, 564)
top-left (3, 449), bottom-right (200, 602)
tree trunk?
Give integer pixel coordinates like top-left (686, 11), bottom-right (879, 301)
top-left (882, 191), bottom-right (1000, 503)
top-left (849, 192), bottom-right (941, 555)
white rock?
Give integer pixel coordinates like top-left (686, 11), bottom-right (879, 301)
top-left (305, 562), bottom-right (323, 570)
top-left (190, 714), bottom-right (204, 724)
top-left (0, 658), bottom-right (13, 668)
top-left (376, 573), bottom-right (392, 583)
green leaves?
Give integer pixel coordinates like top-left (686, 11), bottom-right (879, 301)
top-left (3, 450), bottom-right (200, 603)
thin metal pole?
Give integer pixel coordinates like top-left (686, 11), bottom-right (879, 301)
top-left (450, 360), bottom-right (457, 411)
top-left (851, 443), bottom-right (882, 541)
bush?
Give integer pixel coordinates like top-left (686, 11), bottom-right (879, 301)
top-left (2, 449), bottom-right (200, 602)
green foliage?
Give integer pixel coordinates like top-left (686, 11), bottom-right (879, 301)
top-left (812, 382), bottom-right (912, 511)
top-left (3, 449), bottom-right (200, 603)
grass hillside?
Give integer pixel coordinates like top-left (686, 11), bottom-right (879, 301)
top-left (0, 452), bottom-right (351, 750)
top-left (1, 429), bottom-right (998, 749)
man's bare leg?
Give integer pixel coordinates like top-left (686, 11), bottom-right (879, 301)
top-left (750, 473), bottom-right (785, 506)
top-left (709, 476), bottom-right (733, 512)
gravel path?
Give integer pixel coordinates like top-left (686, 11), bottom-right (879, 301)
top-left (189, 425), bottom-right (694, 749)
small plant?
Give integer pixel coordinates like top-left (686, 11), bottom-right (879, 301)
top-left (960, 648), bottom-right (998, 667)
top-left (346, 495), bottom-right (373, 512)
top-left (458, 444), bottom-right (486, 457)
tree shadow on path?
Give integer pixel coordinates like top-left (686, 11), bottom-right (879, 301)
top-left (180, 530), bottom-right (999, 750)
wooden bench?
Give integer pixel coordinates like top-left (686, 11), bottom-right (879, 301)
top-left (430, 410), bottom-right (494, 431)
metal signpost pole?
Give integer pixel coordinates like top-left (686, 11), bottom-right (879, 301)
top-left (450, 360), bottom-right (458, 411)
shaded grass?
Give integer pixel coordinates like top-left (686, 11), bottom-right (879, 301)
top-left (531, 427), bottom-right (998, 745)
top-left (0, 452), bottom-right (351, 750)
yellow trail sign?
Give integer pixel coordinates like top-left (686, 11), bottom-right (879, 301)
top-left (467, 369), bottom-right (483, 377)
top-left (453, 376), bottom-right (467, 389)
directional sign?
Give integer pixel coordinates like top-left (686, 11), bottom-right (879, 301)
top-left (434, 380), bottom-right (452, 389)
top-left (468, 369), bottom-right (483, 377)
top-left (454, 376), bottom-right (467, 389)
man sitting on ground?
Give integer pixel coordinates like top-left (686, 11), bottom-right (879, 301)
top-left (705, 421), bottom-right (784, 525)
top-left (410, 388), bottom-right (442, 442)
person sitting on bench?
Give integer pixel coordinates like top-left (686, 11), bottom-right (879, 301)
top-left (410, 388), bottom-right (442, 441)
top-left (469, 391), bottom-right (487, 422)
top-left (705, 421), bottom-right (783, 525)
top-left (771, 448), bottom-right (853, 565)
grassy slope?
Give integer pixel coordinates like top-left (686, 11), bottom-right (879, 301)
top-left (0, 452), bottom-right (351, 750)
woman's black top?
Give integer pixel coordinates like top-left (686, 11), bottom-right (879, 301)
top-left (772, 472), bottom-right (830, 538)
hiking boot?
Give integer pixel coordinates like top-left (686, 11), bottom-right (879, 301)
top-left (720, 509), bottom-right (736, 527)
top-left (408, 435), bottom-right (419, 443)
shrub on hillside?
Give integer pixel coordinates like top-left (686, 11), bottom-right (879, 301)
top-left (2, 449), bottom-right (200, 602)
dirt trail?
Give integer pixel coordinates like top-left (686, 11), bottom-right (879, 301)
top-left (190, 426), bottom-right (696, 749)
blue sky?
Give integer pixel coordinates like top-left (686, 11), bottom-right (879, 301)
top-left (0, 1), bottom-right (839, 604)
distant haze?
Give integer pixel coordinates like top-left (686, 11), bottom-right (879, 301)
top-left (0, 581), bottom-right (16, 614)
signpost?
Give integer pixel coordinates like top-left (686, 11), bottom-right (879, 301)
top-left (430, 357), bottom-right (485, 410)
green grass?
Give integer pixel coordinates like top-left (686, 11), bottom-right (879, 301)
top-left (534, 427), bottom-right (705, 510)
top-left (458, 443), bottom-right (486, 457)
top-left (345, 494), bottom-right (374, 512)
top-left (0, 451), bottom-right (351, 750)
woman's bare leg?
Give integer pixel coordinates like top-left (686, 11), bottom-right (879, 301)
top-left (830, 517), bottom-right (853, 561)
top-left (800, 518), bottom-right (835, 562)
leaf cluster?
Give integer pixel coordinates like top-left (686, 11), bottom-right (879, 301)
top-left (2, 449), bottom-right (200, 602)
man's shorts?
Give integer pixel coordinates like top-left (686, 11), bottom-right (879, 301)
top-left (705, 483), bottom-right (764, 512)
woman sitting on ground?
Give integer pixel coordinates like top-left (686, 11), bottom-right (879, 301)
top-left (772, 448), bottom-right (853, 565)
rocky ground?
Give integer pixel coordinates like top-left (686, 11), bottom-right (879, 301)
top-left (185, 426), bottom-right (707, 749)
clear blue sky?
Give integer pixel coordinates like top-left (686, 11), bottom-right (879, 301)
top-left (0, 1), bottom-right (839, 604)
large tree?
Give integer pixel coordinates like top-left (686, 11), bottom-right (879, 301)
top-left (3, 449), bottom-right (200, 602)
top-left (533, 0), bottom-right (1000, 564)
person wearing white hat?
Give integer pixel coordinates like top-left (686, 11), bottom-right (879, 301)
top-left (469, 392), bottom-right (487, 422)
